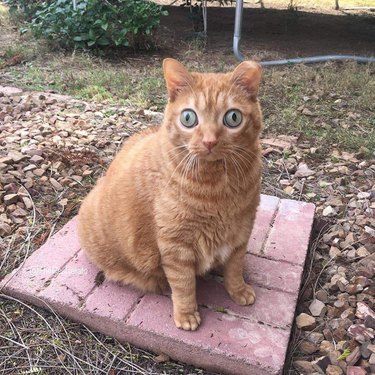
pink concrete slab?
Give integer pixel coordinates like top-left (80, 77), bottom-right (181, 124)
top-left (126, 294), bottom-right (289, 375)
top-left (248, 199), bottom-right (315, 266)
top-left (263, 199), bottom-right (315, 265)
top-left (244, 254), bottom-right (303, 294)
top-left (0, 218), bottom-right (80, 304)
top-left (38, 251), bottom-right (99, 309)
top-left (196, 277), bottom-right (295, 328)
top-left (79, 281), bottom-right (143, 338)
top-left (0, 195), bottom-right (316, 375)
top-left (247, 195), bottom-right (280, 254)
top-left (83, 280), bottom-right (142, 321)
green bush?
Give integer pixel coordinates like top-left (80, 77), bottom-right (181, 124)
top-left (6, 0), bottom-right (47, 20)
top-left (6, 0), bottom-right (167, 49)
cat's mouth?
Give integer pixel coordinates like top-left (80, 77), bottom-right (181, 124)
top-left (198, 150), bottom-right (223, 161)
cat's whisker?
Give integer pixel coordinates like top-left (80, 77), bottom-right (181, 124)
top-left (231, 149), bottom-right (257, 186)
top-left (179, 152), bottom-right (195, 198)
top-left (164, 152), bottom-right (192, 193)
top-left (231, 153), bottom-right (247, 188)
top-left (228, 154), bottom-right (241, 192)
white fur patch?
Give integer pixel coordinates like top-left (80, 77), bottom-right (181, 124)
top-left (216, 244), bottom-right (232, 263)
top-left (198, 244), bottom-right (232, 275)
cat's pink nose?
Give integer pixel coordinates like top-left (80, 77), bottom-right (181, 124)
top-left (203, 139), bottom-right (218, 151)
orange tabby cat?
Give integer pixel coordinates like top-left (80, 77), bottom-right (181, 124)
top-left (78, 58), bottom-right (263, 331)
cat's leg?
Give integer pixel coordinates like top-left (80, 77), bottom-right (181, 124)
top-left (223, 244), bottom-right (256, 305)
top-left (159, 245), bottom-right (201, 331)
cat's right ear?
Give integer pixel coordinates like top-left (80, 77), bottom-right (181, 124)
top-left (163, 58), bottom-right (193, 102)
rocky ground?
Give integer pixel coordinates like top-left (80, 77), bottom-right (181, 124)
top-left (0, 85), bottom-right (374, 374)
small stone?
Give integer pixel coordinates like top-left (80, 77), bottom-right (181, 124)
top-left (364, 225), bottom-right (375, 237)
top-left (346, 366), bottom-right (366, 375)
top-left (370, 353), bottom-right (375, 365)
top-left (348, 324), bottom-right (374, 343)
top-left (3, 194), bottom-right (18, 205)
top-left (50, 178), bottom-right (64, 192)
top-left (33, 168), bottom-right (45, 177)
top-left (154, 353), bottom-right (170, 363)
top-left (30, 155), bottom-right (44, 164)
top-left (299, 340), bottom-right (318, 354)
top-left (346, 346), bottom-right (361, 366)
top-left (364, 316), bottom-right (375, 330)
top-left (23, 164), bottom-right (37, 172)
top-left (326, 364), bottom-right (343, 375)
top-left (368, 344), bottom-right (375, 353)
top-left (22, 197), bottom-right (33, 210)
top-left (0, 223), bottom-right (12, 236)
top-left (294, 360), bottom-right (316, 374)
top-left (295, 163), bottom-right (315, 177)
top-left (356, 247), bottom-right (370, 257)
top-left (315, 290), bottom-right (329, 303)
top-left (323, 206), bottom-right (337, 217)
top-left (9, 151), bottom-right (28, 163)
top-left (320, 340), bottom-right (334, 355)
top-left (307, 332), bottom-right (324, 345)
top-left (341, 308), bottom-right (355, 320)
top-left (0, 156), bottom-right (13, 165)
top-left (313, 355), bottom-right (331, 372)
top-left (12, 207), bottom-right (28, 217)
top-left (296, 313), bottom-right (316, 330)
top-left (357, 192), bottom-right (370, 199)
top-left (329, 246), bottom-right (341, 258)
top-left (309, 299), bottom-right (326, 317)
top-left (356, 302), bottom-right (375, 320)
top-left (360, 343), bottom-right (372, 359)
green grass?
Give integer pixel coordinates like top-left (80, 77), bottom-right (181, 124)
top-left (261, 63), bottom-right (375, 155)
top-left (8, 55), bottom-right (166, 108)
top-left (5, 52), bottom-right (374, 155)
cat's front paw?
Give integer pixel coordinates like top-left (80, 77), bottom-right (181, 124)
top-left (174, 310), bottom-right (201, 331)
top-left (227, 283), bottom-right (256, 306)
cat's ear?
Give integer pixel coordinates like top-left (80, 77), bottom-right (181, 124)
top-left (163, 58), bottom-right (193, 102)
top-left (231, 61), bottom-right (262, 98)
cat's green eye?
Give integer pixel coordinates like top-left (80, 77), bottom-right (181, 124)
top-left (224, 109), bottom-right (242, 128)
top-left (180, 109), bottom-right (198, 128)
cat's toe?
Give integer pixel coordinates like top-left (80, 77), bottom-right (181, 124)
top-left (228, 283), bottom-right (256, 306)
top-left (174, 311), bottom-right (201, 331)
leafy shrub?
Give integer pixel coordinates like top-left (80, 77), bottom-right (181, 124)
top-left (5, 0), bottom-right (47, 20)
top-left (6, 0), bottom-right (167, 49)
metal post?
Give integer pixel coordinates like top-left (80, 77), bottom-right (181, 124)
top-left (232, 0), bottom-right (375, 64)
top-left (233, 0), bottom-right (244, 61)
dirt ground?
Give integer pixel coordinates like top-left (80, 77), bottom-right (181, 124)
top-left (156, 4), bottom-right (375, 61)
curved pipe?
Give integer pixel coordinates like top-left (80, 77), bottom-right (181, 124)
top-left (233, 1), bottom-right (375, 65)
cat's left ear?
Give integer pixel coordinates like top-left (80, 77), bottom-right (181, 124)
top-left (163, 58), bottom-right (193, 102)
top-left (231, 61), bottom-right (262, 98)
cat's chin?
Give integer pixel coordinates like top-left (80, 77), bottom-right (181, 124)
top-left (198, 153), bottom-right (223, 162)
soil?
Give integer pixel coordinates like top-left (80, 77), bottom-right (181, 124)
top-left (157, 4), bottom-right (375, 62)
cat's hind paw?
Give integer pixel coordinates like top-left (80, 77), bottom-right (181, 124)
top-left (174, 310), bottom-right (201, 331)
top-left (228, 283), bottom-right (256, 306)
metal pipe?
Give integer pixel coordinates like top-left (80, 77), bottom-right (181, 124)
top-left (233, 0), bottom-right (245, 61)
top-left (233, 1), bottom-right (375, 65)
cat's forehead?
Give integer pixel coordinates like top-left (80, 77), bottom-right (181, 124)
top-left (187, 73), bottom-right (241, 111)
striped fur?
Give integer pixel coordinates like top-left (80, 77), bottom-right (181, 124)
top-left (78, 59), bottom-right (263, 330)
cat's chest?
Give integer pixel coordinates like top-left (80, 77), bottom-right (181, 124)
top-left (196, 242), bottom-right (232, 275)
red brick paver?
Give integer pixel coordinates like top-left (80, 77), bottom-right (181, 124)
top-left (0, 195), bottom-right (315, 375)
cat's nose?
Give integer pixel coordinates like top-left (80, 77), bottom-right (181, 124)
top-left (202, 139), bottom-right (218, 151)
